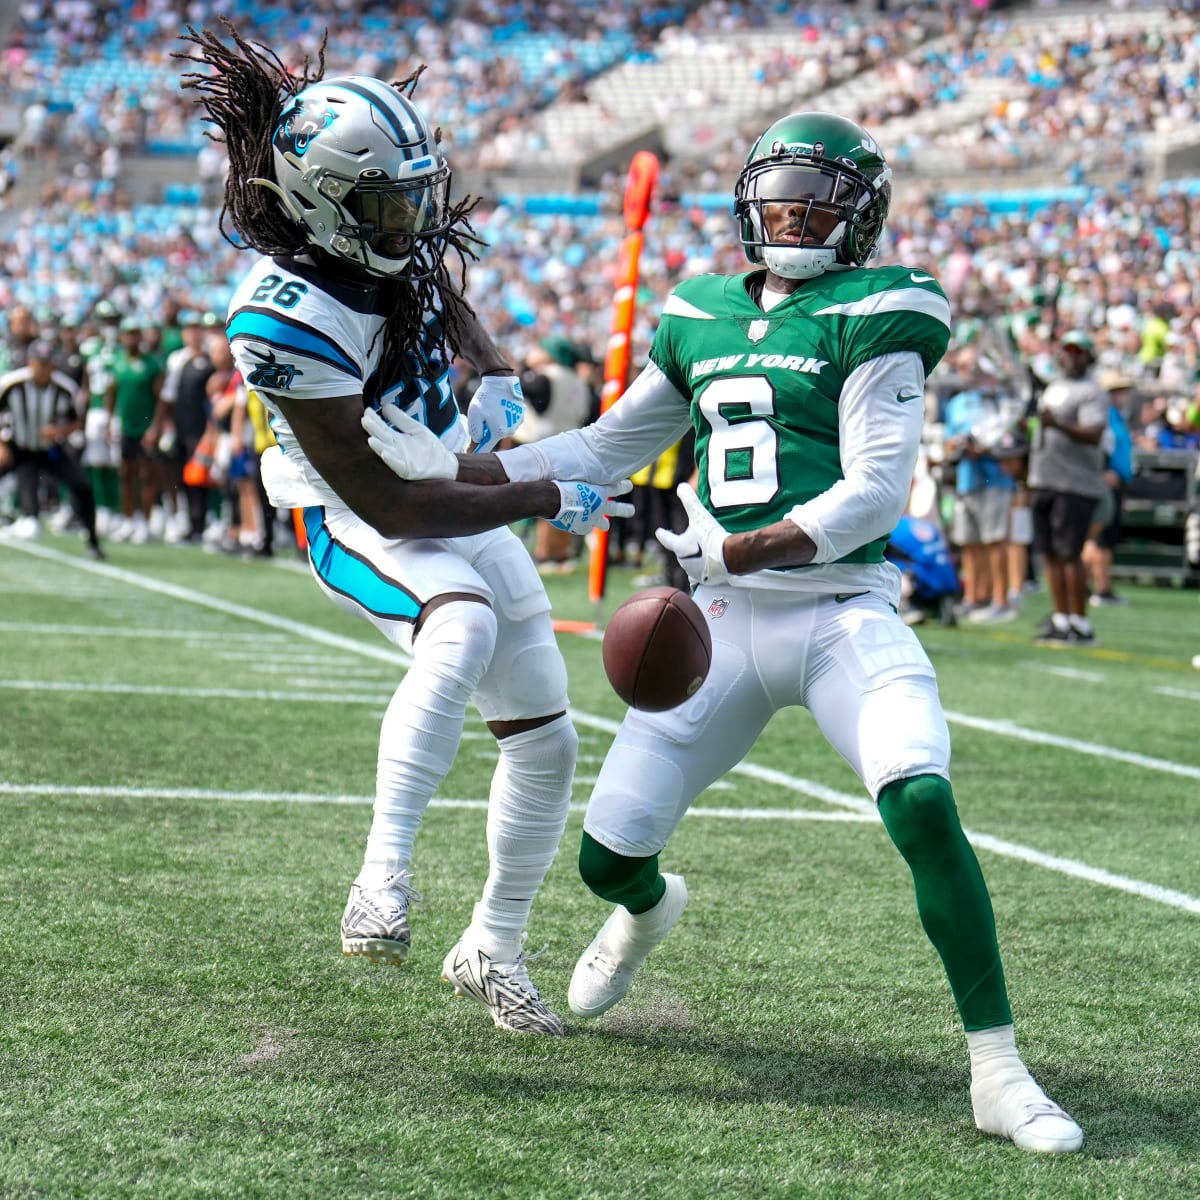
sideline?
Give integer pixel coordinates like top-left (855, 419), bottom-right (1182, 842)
top-left (2, 541), bottom-right (1197, 915)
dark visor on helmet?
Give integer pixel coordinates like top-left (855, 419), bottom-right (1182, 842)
top-left (346, 170), bottom-right (450, 238)
top-left (744, 164), bottom-right (865, 208)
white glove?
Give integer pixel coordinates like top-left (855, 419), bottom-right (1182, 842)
top-left (362, 403), bottom-right (458, 481)
top-left (550, 479), bottom-right (635, 535)
top-left (467, 374), bottom-right (525, 453)
top-left (655, 482), bottom-right (731, 586)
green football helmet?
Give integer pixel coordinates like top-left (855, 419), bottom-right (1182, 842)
top-left (734, 112), bottom-right (892, 279)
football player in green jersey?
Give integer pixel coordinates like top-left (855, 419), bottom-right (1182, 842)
top-left (365, 112), bottom-right (1082, 1153)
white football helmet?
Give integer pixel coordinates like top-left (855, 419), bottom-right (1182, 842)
top-left (261, 75), bottom-right (452, 279)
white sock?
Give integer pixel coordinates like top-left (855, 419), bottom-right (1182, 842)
top-left (464, 714), bottom-right (577, 959)
top-left (1051, 612), bottom-right (1070, 632)
top-left (359, 602), bottom-right (497, 886)
top-left (966, 1023), bottom-right (1025, 1083)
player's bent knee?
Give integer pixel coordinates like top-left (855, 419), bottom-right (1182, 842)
top-left (412, 598), bottom-right (498, 689)
top-left (578, 831), bottom-right (663, 908)
top-left (878, 774), bottom-right (961, 860)
top-left (505, 640), bottom-right (570, 714)
top-left (477, 630), bottom-right (570, 719)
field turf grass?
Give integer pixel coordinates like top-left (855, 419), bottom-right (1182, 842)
top-left (1, 533), bottom-right (1197, 1199)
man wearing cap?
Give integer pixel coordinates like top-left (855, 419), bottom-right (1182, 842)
top-left (1027, 330), bottom-right (1110, 645)
top-left (0, 339), bottom-right (103, 557)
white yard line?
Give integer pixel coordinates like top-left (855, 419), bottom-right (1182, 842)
top-left (1024, 662), bottom-right (1107, 683)
top-left (943, 710), bottom-right (1200, 783)
top-left (1155, 686), bottom-right (1200, 703)
top-left (0, 679), bottom-right (394, 704)
top-left (0, 543), bottom-right (410, 667)
top-left (0, 782), bottom-right (860, 823)
top-left (0, 774), bottom-right (1189, 911)
top-left (2, 542), bottom-right (1197, 915)
top-left (0, 622), bottom-right (289, 641)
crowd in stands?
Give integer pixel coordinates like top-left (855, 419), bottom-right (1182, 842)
top-left (864, 9), bottom-right (1200, 178)
top-left (2, 0), bottom-right (739, 167)
top-left (1, 0), bottom-right (1197, 605)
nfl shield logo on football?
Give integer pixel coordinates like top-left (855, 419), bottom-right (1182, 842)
top-left (708, 596), bottom-right (729, 618)
top-left (747, 319), bottom-right (770, 344)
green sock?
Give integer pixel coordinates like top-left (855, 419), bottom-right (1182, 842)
top-left (878, 775), bottom-right (1013, 1031)
top-left (89, 468), bottom-right (119, 511)
top-left (578, 832), bottom-right (666, 914)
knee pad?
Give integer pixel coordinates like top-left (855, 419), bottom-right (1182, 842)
top-left (878, 774), bottom-right (960, 863)
top-left (412, 599), bottom-right (498, 695)
top-left (475, 615), bottom-right (569, 720)
top-left (578, 831), bottom-right (663, 909)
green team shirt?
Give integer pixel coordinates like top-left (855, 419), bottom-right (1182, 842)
top-left (81, 336), bottom-right (119, 410)
top-left (649, 265), bottom-right (951, 564)
top-left (109, 350), bottom-right (163, 438)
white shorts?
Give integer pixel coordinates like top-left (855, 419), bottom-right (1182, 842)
top-left (584, 587), bottom-right (951, 857)
top-left (302, 504), bottom-right (569, 721)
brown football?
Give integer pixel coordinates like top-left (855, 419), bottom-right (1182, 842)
top-left (602, 586), bottom-right (713, 712)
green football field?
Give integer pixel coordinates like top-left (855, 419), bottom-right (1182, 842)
top-left (1, 533), bottom-right (1197, 1200)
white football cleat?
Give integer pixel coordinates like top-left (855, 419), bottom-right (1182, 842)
top-left (972, 1066), bottom-right (1083, 1153)
top-left (569, 873), bottom-right (688, 1018)
top-left (340, 870), bottom-right (421, 965)
top-left (441, 938), bottom-right (564, 1036)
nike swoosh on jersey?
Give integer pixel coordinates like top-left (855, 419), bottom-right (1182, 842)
top-left (896, 391), bottom-right (923, 403)
top-left (834, 592), bottom-right (870, 603)
top-left (909, 272), bottom-right (935, 284)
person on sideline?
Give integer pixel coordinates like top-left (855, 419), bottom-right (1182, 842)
top-left (0, 338), bottom-right (103, 557)
top-left (1083, 370), bottom-right (1136, 607)
top-left (1028, 331), bottom-right (1110, 646)
top-left (943, 351), bottom-right (1018, 623)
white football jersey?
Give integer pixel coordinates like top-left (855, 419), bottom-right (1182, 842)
top-left (227, 253), bottom-right (467, 506)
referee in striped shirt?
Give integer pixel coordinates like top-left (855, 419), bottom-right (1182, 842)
top-left (0, 339), bottom-right (103, 557)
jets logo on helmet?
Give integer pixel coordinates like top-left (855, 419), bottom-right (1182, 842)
top-left (735, 112), bottom-right (892, 281)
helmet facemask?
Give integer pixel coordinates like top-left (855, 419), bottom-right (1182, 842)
top-left (326, 161), bottom-right (453, 280)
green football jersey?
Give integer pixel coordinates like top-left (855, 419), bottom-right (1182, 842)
top-left (649, 266), bottom-right (950, 563)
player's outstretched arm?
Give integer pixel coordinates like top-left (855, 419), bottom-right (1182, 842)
top-left (360, 403), bottom-right (633, 534)
top-left (274, 390), bottom-right (557, 539)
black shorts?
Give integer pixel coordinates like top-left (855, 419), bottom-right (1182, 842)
top-left (121, 434), bottom-right (154, 462)
top-left (1031, 488), bottom-right (1099, 561)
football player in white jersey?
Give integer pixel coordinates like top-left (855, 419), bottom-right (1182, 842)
top-left (366, 112), bottom-right (1084, 1150)
top-left (178, 25), bottom-right (633, 1035)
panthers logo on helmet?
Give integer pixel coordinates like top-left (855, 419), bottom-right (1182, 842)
top-left (274, 101), bottom-right (337, 160)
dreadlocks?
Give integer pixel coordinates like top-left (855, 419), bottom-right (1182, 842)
top-left (174, 19), bottom-right (484, 370)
